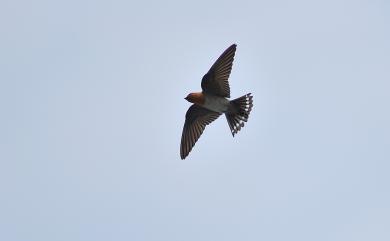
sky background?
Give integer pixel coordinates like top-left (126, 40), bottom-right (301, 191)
top-left (1, 0), bottom-right (389, 240)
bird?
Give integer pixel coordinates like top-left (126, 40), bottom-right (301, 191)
top-left (180, 44), bottom-right (253, 159)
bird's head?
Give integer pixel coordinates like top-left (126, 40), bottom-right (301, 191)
top-left (184, 92), bottom-right (205, 105)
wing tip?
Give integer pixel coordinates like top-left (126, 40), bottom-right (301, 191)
top-left (228, 43), bottom-right (237, 51)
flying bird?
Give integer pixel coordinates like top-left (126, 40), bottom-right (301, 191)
top-left (180, 44), bottom-right (253, 159)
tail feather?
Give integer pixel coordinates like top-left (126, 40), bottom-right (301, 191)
top-left (225, 93), bottom-right (253, 136)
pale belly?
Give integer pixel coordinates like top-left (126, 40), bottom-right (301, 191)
top-left (203, 94), bottom-right (230, 113)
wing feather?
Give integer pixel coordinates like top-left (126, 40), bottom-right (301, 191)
top-left (201, 44), bottom-right (237, 98)
top-left (180, 105), bottom-right (221, 159)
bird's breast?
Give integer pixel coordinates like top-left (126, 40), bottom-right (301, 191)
top-left (203, 94), bottom-right (230, 113)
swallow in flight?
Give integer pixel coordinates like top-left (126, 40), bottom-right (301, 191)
top-left (180, 44), bottom-right (253, 159)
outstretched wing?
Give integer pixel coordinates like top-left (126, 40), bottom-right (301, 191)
top-left (180, 104), bottom-right (221, 159)
top-left (201, 44), bottom-right (237, 98)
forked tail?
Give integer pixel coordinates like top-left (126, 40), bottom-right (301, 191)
top-left (225, 93), bottom-right (253, 136)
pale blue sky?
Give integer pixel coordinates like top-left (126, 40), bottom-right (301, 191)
top-left (1, 0), bottom-right (389, 240)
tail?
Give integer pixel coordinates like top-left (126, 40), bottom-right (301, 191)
top-left (225, 93), bottom-right (253, 136)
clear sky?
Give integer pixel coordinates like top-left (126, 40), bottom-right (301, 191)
top-left (1, 0), bottom-right (389, 240)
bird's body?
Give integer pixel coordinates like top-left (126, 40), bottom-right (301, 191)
top-left (204, 93), bottom-right (230, 113)
top-left (180, 44), bottom-right (253, 159)
top-left (186, 92), bottom-right (230, 113)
